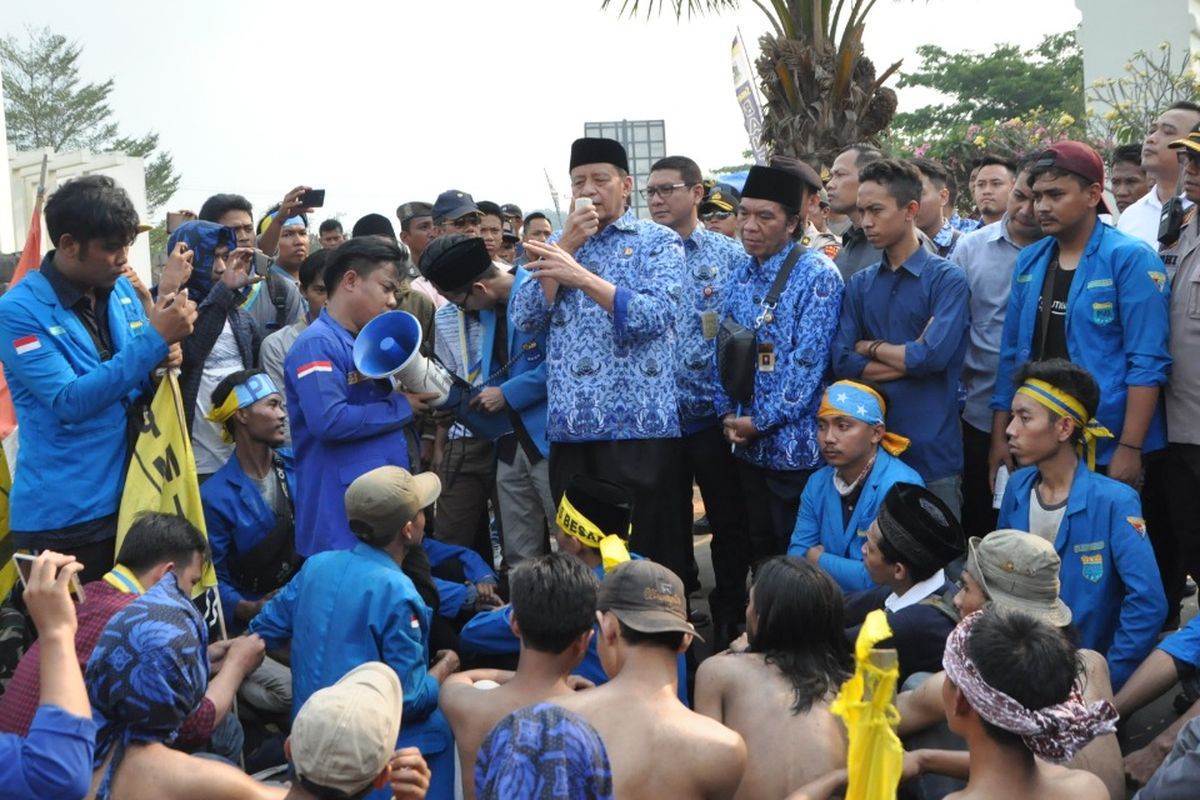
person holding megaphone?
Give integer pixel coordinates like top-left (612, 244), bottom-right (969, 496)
top-left (283, 237), bottom-right (441, 557)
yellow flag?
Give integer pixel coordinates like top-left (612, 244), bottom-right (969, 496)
top-left (831, 609), bottom-right (903, 800)
top-left (116, 373), bottom-right (217, 598)
top-left (0, 447), bottom-right (16, 601)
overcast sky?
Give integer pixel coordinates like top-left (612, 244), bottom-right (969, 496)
top-left (2, 0), bottom-right (1082, 225)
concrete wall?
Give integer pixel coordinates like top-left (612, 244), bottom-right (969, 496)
top-left (1076, 0), bottom-right (1200, 102)
top-left (8, 147), bottom-right (151, 285)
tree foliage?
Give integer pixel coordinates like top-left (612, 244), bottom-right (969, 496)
top-left (891, 32), bottom-right (1084, 143)
top-left (0, 26), bottom-right (181, 215)
top-left (1087, 42), bottom-right (1200, 145)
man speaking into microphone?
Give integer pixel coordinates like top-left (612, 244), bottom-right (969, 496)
top-left (511, 137), bottom-right (691, 583)
top-left (284, 237), bottom-right (439, 556)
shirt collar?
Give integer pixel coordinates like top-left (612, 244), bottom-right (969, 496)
top-left (882, 241), bottom-right (932, 276)
top-left (352, 541), bottom-right (403, 571)
top-left (754, 239), bottom-right (799, 271)
top-left (884, 568), bottom-right (946, 612)
top-left (932, 219), bottom-right (956, 247)
top-left (683, 222), bottom-right (707, 251)
top-left (103, 564), bottom-right (147, 595)
top-left (603, 209), bottom-right (639, 235)
top-left (40, 252), bottom-right (92, 309)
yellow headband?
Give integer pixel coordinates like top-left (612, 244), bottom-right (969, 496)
top-left (205, 373), bottom-right (281, 443)
top-left (556, 494), bottom-right (631, 573)
top-left (1016, 378), bottom-right (1113, 470)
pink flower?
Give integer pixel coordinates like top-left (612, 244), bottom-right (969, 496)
top-left (914, 144), bottom-right (930, 157)
top-left (967, 124), bottom-right (981, 137)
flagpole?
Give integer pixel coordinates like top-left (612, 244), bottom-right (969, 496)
top-left (544, 168), bottom-right (562, 224)
top-left (36, 153), bottom-right (48, 201)
top-left (736, 27), bottom-right (766, 110)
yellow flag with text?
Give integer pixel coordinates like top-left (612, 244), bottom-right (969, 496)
top-left (0, 448), bottom-right (16, 601)
top-left (116, 373), bottom-right (217, 598)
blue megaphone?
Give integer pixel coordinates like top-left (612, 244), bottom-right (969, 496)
top-left (353, 310), bottom-right (454, 406)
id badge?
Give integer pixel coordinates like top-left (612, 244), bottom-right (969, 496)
top-left (700, 310), bottom-right (719, 340)
top-left (757, 342), bottom-right (776, 372)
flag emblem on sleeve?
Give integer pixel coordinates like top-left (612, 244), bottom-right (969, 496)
top-left (296, 360), bottom-right (333, 379)
top-left (13, 335), bottom-right (40, 354)
top-left (410, 614), bottom-right (421, 629)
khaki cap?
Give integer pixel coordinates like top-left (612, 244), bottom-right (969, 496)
top-left (290, 662), bottom-right (403, 795)
top-left (345, 466), bottom-right (441, 542)
top-left (967, 529), bottom-right (1072, 627)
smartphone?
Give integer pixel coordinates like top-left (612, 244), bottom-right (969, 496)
top-left (13, 553), bottom-right (86, 604)
top-left (299, 189), bottom-right (326, 208)
top-left (166, 211), bottom-right (187, 233)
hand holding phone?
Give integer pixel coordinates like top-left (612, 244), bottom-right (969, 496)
top-left (299, 189), bottom-right (325, 208)
top-left (15, 552), bottom-right (85, 642)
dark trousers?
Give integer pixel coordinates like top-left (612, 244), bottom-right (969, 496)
top-left (1166, 444), bottom-right (1200, 613)
top-left (1099, 450), bottom-right (1177, 617)
top-left (550, 438), bottom-right (689, 584)
top-left (736, 460), bottom-right (812, 567)
top-left (960, 422), bottom-right (998, 541)
top-left (679, 425), bottom-right (751, 618)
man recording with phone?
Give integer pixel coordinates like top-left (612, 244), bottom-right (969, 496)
top-left (0, 175), bottom-right (197, 581)
top-left (510, 137), bottom-right (691, 585)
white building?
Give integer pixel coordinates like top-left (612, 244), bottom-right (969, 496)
top-left (1076, 0), bottom-right (1200, 94)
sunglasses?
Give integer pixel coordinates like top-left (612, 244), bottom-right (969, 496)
top-left (1177, 149), bottom-right (1200, 168)
top-left (701, 211), bottom-right (734, 221)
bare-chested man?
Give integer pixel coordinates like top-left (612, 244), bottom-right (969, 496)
top-left (896, 530), bottom-right (1122, 799)
top-left (554, 559), bottom-right (747, 799)
top-left (440, 553), bottom-right (596, 799)
top-left (695, 556), bottom-right (851, 799)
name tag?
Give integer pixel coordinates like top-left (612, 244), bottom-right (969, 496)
top-left (757, 342), bottom-right (775, 372)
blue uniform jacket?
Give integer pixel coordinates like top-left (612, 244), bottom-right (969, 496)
top-left (284, 310), bottom-right (415, 556)
top-left (998, 459), bottom-right (1166, 688)
top-left (990, 222), bottom-right (1171, 462)
top-left (200, 448), bottom-right (298, 626)
top-left (0, 258), bottom-right (166, 537)
top-left (250, 543), bottom-right (454, 800)
top-left (424, 537), bottom-right (496, 618)
top-left (478, 267), bottom-right (549, 457)
top-left (458, 557), bottom-right (690, 704)
top-left (1159, 615), bottom-right (1200, 670)
top-left (788, 450), bottom-right (924, 592)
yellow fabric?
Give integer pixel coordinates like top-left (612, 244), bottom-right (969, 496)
top-left (1016, 378), bottom-right (1114, 470)
top-left (116, 374), bottom-right (218, 600)
top-left (831, 609), bottom-right (903, 800)
top-left (205, 388), bottom-right (243, 443)
top-left (102, 564), bottom-right (146, 595)
top-left (0, 449), bottom-right (15, 602)
top-left (555, 494), bottom-right (631, 573)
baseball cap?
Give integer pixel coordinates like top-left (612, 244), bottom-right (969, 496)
top-left (1036, 142), bottom-right (1111, 214)
top-left (501, 222), bottom-right (520, 244)
top-left (500, 203), bottom-right (523, 219)
top-left (700, 183), bottom-right (741, 214)
top-left (345, 466), bottom-right (441, 542)
top-left (431, 190), bottom-right (480, 223)
top-left (1168, 122), bottom-right (1200, 155)
top-left (966, 530), bottom-right (1072, 627)
top-left (396, 201), bottom-right (433, 224)
top-left (597, 560), bottom-right (703, 641)
top-left (290, 662), bottom-right (403, 796)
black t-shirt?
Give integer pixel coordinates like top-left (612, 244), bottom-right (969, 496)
top-left (1032, 257), bottom-right (1076, 361)
top-left (839, 481), bottom-right (865, 529)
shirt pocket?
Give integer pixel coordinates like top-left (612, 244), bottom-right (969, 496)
top-left (1188, 274), bottom-right (1200, 319)
top-left (1083, 285), bottom-right (1118, 329)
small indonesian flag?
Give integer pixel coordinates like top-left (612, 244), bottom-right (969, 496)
top-left (410, 614), bottom-right (421, 629)
top-left (13, 335), bottom-right (40, 355)
top-left (296, 360), bottom-right (333, 379)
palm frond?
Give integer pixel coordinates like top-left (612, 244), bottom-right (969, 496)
top-left (599, 0), bottom-right (740, 19)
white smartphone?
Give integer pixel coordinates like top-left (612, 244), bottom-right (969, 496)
top-left (13, 553), bottom-right (86, 604)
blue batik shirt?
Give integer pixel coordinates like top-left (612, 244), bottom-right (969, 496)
top-left (511, 210), bottom-right (684, 442)
top-left (931, 219), bottom-right (961, 258)
top-left (677, 224), bottom-right (747, 434)
top-left (949, 213), bottom-right (981, 234)
top-left (714, 241), bottom-right (845, 471)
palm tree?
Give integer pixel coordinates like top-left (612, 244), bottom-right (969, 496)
top-left (601, 0), bottom-right (901, 164)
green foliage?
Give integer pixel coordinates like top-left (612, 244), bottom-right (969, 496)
top-left (891, 32), bottom-right (1083, 144)
top-left (1087, 42), bottom-right (1200, 145)
top-left (0, 26), bottom-right (181, 216)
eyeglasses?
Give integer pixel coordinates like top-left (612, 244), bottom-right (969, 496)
top-left (447, 283), bottom-right (475, 309)
top-left (700, 211), bottom-right (734, 221)
top-left (640, 182), bottom-right (691, 199)
top-left (447, 214), bottom-right (482, 229)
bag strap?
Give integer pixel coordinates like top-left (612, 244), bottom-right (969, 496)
top-left (755, 244), bottom-right (804, 329)
top-left (1036, 255), bottom-right (1059, 361)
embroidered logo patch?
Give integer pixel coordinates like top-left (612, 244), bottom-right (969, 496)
top-left (1127, 516), bottom-right (1148, 538)
top-left (1147, 271), bottom-right (1168, 292)
top-left (1081, 553), bottom-right (1104, 583)
top-left (13, 335), bottom-right (40, 354)
top-left (1092, 301), bottom-right (1115, 325)
top-left (296, 360), bottom-right (333, 379)
top-left (48, 325), bottom-right (66, 336)
top-left (1086, 278), bottom-right (1114, 290)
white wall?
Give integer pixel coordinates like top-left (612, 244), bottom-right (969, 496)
top-left (8, 147), bottom-right (151, 284)
top-left (1076, 0), bottom-right (1199, 108)
top-left (0, 64), bottom-right (15, 254)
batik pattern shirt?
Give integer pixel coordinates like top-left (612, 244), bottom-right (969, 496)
top-left (676, 224), bottom-right (746, 433)
top-left (715, 241), bottom-right (844, 470)
top-left (511, 210), bottom-right (683, 442)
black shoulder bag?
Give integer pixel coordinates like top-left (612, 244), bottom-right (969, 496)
top-left (717, 246), bottom-right (803, 405)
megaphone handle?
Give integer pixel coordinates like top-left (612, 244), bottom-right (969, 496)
top-left (428, 350), bottom-right (474, 390)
